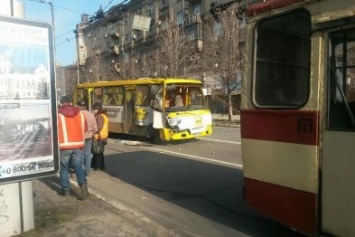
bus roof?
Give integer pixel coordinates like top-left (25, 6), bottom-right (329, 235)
top-left (76, 77), bottom-right (203, 88)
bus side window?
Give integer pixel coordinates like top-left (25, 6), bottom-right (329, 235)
top-left (93, 88), bottom-right (103, 104)
top-left (76, 88), bottom-right (84, 103)
top-left (103, 94), bottom-right (109, 105)
top-left (136, 85), bottom-right (149, 106)
top-left (113, 86), bottom-right (124, 105)
top-left (150, 85), bottom-right (163, 110)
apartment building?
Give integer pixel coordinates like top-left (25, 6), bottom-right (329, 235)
top-left (74, 0), bottom-right (233, 81)
top-left (74, 0), bottom-right (246, 112)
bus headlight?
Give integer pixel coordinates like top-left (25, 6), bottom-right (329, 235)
top-left (167, 117), bottom-right (181, 127)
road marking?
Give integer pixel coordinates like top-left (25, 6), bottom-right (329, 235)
top-left (198, 138), bottom-right (241, 144)
top-left (146, 147), bottom-right (243, 169)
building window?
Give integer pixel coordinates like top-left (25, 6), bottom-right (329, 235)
top-left (147, 3), bottom-right (154, 17)
top-left (125, 33), bottom-right (130, 42)
top-left (193, 4), bottom-right (202, 15)
top-left (176, 11), bottom-right (184, 26)
top-left (213, 22), bottom-right (221, 38)
top-left (125, 53), bottom-right (129, 64)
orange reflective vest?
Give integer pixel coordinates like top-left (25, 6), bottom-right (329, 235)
top-left (58, 111), bottom-right (85, 150)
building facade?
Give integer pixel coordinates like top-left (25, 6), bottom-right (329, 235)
top-left (74, 0), bottom-right (225, 82)
top-left (73, 0), bottom-right (246, 112)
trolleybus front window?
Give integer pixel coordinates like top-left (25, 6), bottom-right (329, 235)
top-left (253, 9), bottom-right (311, 108)
top-left (328, 29), bottom-right (355, 130)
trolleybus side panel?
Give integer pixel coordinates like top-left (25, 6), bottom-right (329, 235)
top-left (241, 110), bottom-right (319, 236)
top-left (241, 110), bottom-right (318, 145)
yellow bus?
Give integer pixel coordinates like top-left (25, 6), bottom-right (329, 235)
top-left (73, 78), bottom-right (212, 142)
top-left (239, 0), bottom-right (355, 236)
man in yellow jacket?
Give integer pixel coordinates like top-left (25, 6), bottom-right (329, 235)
top-left (58, 95), bottom-right (89, 200)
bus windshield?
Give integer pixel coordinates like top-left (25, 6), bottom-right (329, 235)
top-left (165, 84), bottom-right (206, 111)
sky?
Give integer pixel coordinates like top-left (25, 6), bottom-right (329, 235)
top-left (22, 0), bottom-right (124, 67)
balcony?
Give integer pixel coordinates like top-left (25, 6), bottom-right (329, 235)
top-left (185, 14), bottom-right (202, 26)
top-left (159, 5), bottom-right (169, 18)
top-left (110, 29), bottom-right (120, 38)
top-left (110, 45), bottom-right (120, 55)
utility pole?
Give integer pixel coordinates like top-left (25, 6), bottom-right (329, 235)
top-left (0, 2), bottom-right (35, 237)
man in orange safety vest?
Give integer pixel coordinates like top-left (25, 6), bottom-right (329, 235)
top-left (57, 95), bottom-right (89, 200)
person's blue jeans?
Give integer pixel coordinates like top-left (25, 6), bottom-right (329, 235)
top-left (83, 138), bottom-right (93, 175)
top-left (60, 149), bottom-right (87, 191)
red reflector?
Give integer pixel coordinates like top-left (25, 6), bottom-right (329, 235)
top-left (246, 0), bottom-right (306, 17)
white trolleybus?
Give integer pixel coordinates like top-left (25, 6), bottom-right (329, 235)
top-left (240, 0), bottom-right (355, 236)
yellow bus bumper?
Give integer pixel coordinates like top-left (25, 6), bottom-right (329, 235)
top-left (160, 124), bottom-right (213, 141)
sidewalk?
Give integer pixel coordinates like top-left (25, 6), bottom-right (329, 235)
top-left (212, 113), bottom-right (240, 127)
top-left (17, 176), bottom-right (176, 237)
top-left (14, 115), bottom-right (238, 237)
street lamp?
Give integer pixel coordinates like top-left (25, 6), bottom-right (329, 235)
top-left (29, 0), bottom-right (54, 26)
top-left (30, 0), bottom-right (59, 91)
top-left (29, 0), bottom-right (55, 50)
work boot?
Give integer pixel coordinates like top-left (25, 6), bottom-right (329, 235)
top-left (58, 189), bottom-right (69, 197)
top-left (78, 184), bottom-right (89, 201)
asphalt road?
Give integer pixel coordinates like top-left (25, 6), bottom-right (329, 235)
top-left (83, 126), bottom-right (305, 237)
top-left (16, 125), bottom-right (306, 237)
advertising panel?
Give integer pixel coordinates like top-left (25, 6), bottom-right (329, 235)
top-left (0, 16), bottom-right (59, 184)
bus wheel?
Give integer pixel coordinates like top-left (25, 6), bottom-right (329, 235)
top-left (151, 129), bottom-right (162, 144)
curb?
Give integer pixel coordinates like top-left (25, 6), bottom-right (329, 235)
top-left (213, 120), bottom-right (240, 128)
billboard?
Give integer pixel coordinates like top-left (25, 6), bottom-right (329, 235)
top-left (0, 16), bottom-right (59, 184)
top-left (132, 15), bottom-right (151, 31)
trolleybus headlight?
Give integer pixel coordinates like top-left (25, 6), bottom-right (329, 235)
top-left (167, 118), bottom-right (181, 127)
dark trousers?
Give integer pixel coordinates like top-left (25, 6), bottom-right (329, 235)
top-left (92, 152), bottom-right (105, 170)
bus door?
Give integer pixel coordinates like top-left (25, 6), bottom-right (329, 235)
top-left (321, 26), bottom-right (355, 236)
top-left (87, 88), bottom-right (93, 111)
top-left (75, 87), bottom-right (93, 111)
top-left (124, 87), bottom-right (135, 124)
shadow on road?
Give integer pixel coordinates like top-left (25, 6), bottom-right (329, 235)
top-left (99, 150), bottom-right (304, 237)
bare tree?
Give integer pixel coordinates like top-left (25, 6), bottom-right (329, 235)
top-left (144, 45), bottom-right (160, 77)
top-left (87, 52), bottom-right (103, 82)
top-left (202, 3), bottom-right (243, 120)
top-left (156, 19), bottom-right (197, 77)
top-left (62, 66), bottom-right (78, 97)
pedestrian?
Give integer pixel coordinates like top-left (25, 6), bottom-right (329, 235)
top-left (91, 102), bottom-right (109, 171)
top-left (57, 95), bottom-right (89, 200)
top-left (77, 99), bottom-right (98, 176)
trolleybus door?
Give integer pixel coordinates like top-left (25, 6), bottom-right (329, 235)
top-left (321, 27), bottom-right (355, 236)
